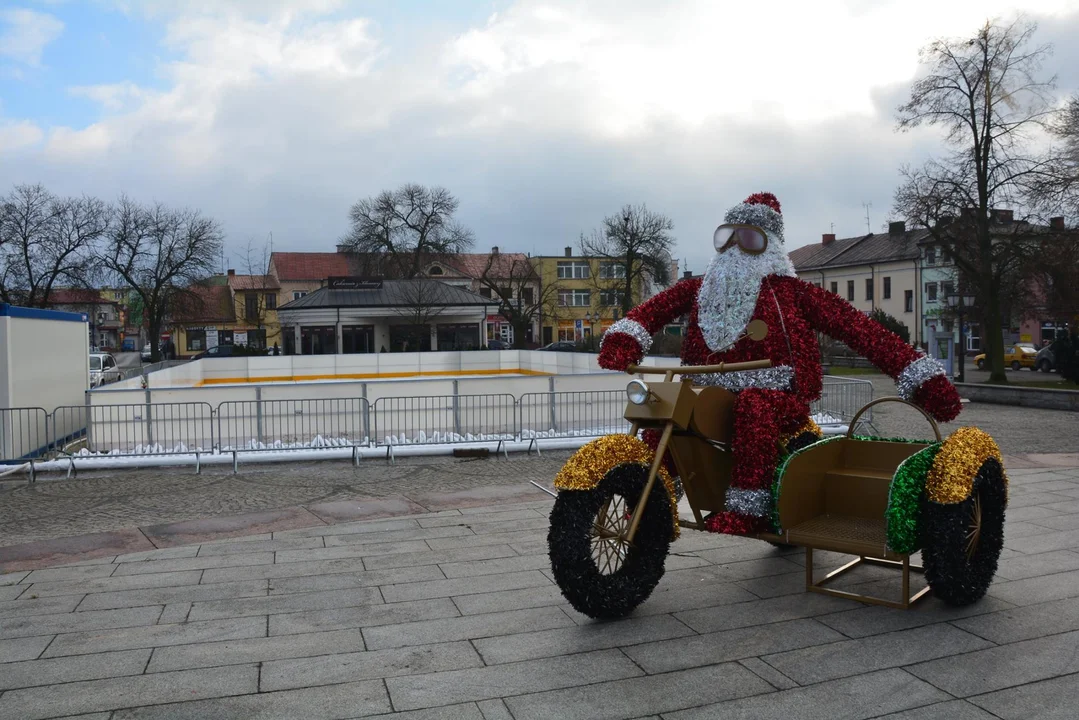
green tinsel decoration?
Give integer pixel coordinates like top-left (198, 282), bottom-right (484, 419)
top-left (885, 443), bottom-right (941, 554)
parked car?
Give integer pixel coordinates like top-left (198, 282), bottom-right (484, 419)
top-left (974, 344), bottom-right (1038, 371)
top-left (486, 339), bottom-right (510, 350)
top-left (1036, 345), bottom-right (1056, 373)
top-left (89, 352), bottom-right (123, 387)
top-left (540, 341), bottom-right (577, 352)
top-left (141, 343), bottom-right (153, 362)
top-left (193, 344), bottom-right (236, 360)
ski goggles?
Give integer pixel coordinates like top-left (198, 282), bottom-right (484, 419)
top-left (713, 223), bottom-right (768, 255)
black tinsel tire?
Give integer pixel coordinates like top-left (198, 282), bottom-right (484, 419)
top-left (923, 457), bottom-right (1007, 606)
top-left (548, 463), bottom-right (672, 620)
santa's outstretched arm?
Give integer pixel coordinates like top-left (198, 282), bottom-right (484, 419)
top-left (798, 280), bottom-right (961, 422)
top-left (598, 278), bottom-right (699, 371)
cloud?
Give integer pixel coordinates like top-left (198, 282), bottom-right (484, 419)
top-left (0, 8), bottom-right (64, 67)
top-left (2, 0), bottom-right (1079, 274)
top-left (0, 120), bottom-right (44, 151)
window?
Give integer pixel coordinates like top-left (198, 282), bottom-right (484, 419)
top-left (558, 289), bottom-right (591, 306)
top-left (186, 329), bottom-right (206, 352)
top-left (942, 281), bottom-right (954, 298)
top-left (926, 282), bottom-right (938, 302)
top-left (599, 289), bottom-right (625, 306)
top-left (499, 287), bottom-right (513, 299)
top-left (883, 277), bottom-right (891, 299)
top-left (865, 279), bottom-right (873, 301)
top-left (428, 266), bottom-right (444, 275)
top-left (926, 247), bottom-right (937, 265)
top-left (847, 280), bottom-right (855, 301)
top-left (245, 294), bottom-right (259, 320)
top-left (599, 262), bottom-right (625, 279)
top-left (478, 287), bottom-right (492, 299)
top-left (814, 282), bottom-right (822, 288)
top-left (522, 287), bottom-right (534, 304)
top-left (292, 291), bottom-right (307, 301)
top-left (557, 261), bottom-right (590, 279)
top-left (265, 294), bottom-right (277, 310)
top-left (830, 281), bottom-right (838, 294)
top-left (904, 290), bottom-right (914, 312)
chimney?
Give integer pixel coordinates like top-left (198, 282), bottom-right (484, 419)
top-left (683, 270), bottom-right (692, 279)
top-left (491, 245), bottom-right (499, 255)
top-left (822, 233), bottom-right (836, 246)
top-left (991, 208), bottom-right (1014, 224)
top-left (227, 269), bottom-right (235, 276)
top-left (564, 247), bottom-right (572, 257)
top-left (888, 221), bottom-right (906, 236)
top-left (1050, 216), bottom-right (1066, 230)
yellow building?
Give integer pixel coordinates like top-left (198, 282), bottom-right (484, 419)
top-left (531, 247), bottom-right (646, 345)
top-left (170, 271), bottom-right (282, 358)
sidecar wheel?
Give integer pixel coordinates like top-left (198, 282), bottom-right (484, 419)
top-left (923, 458), bottom-right (1007, 606)
top-left (548, 462), bottom-right (672, 620)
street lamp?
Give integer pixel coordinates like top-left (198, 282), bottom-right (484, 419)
top-left (946, 292), bottom-right (976, 382)
top-left (584, 311), bottom-right (597, 350)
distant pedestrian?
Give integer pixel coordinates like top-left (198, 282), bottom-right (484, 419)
top-left (272, 342), bottom-right (280, 356)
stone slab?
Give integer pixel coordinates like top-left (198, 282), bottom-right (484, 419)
top-left (417, 508), bottom-right (546, 529)
top-left (0, 634), bottom-right (52, 663)
top-left (18, 570), bottom-right (204, 598)
top-left (674, 591), bottom-right (859, 634)
top-left (140, 506), bottom-right (327, 548)
top-left (268, 565), bottom-right (444, 595)
top-left (269, 597), bottom-right (460, 636)
top-left (906, 629), bottom-right (1079, 697)
top-left (504, 661), bottom-right (772, 720)
top-left (0, 648), bottom-right (150, 691)
top-left (0, 664), bottom-right (258, 720)
top-left (77, 579), bottom-right (268, 612)
top-left (111, 552), bottom-right (275, 576)
top-left (663, 668), bottom-right (949, 720)
top-left (322, 525), bottom-right (474, 547)
top-left (815, 596), bottom-right (1014, 638)
top-left (0, 529), bottom-right (153, 573)
top-left (186, 586), bottom-right (381, 622)
top-left (473, 613), bottom-right (695, 664)
top-left (953, 596), bottom-right (1079, 644)
top-left (361, 544), bottom-right (519, 571)
top-left (761, 623), bottom-right (992, 685)
top-left (451, 584), bottom-right (570, 616)
top-left (624, 618), bottom-right (844, 674)
top-left (970, 672), bottom-right (1079, 719)
top-left (0, 593), bottom-right (83, 619)
top-left (22, 564), bottom-right (119, 584)
top-left (991, 550), bottom-right (1079, 581)
top-left (875, 699), bottom-right (999, 719)
top-left (381, 570), bottom-right (551, 603)
top-left (273, 540), bottom-right (432, 564)
top-left (989, 568), bottom-right (1079, 605)
top-left (261, 640), bottom-right (483, 692)
top-left (304, 495), bottom-right (428, 523)
top-left (0, 605), bottom-right (162, 641)
top-left (437, 555), bottom-right (551, 579)
top-left (148, 628), bottom-right (366, 673)
top-left (43, 616), bottom-right (266, 657)
top-left (193, 537), bottom-right (325, 556)
top-left (363, 606), bottom-right (575, 650)
top-left (386, 648), bottom-right (642, 711)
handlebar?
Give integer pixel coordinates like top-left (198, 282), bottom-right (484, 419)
top-left (626, 359), bottom-right (773, 375)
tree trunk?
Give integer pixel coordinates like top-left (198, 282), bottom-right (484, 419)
top-left (148, 318), bottom-right (162, 363)
top-left (983, 282), bottom-right (1008, 384)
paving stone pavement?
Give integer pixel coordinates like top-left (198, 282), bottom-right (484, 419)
top-left (1, 463), bottom-right (1078, 719)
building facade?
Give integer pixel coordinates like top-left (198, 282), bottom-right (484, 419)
top-left (169, 271), bottom-right (281, 358)
top-left (45, 289), bottom-right (123, 351)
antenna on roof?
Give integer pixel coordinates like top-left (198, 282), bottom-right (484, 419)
top-left (862, 203), bottom-right (872, 234)
top-left (830, 222), bottom-right (835, 234)
top-left (269, 231), bottom-right (273, 255)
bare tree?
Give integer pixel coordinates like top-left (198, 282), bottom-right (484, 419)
top-left (579, 204), bottom-right (675, 317)
top-left (234, 239), bottom-right (278, 350)
top-left (341, 184), bottom-right (474, 279)
top-left (892, 17), bottom-right (1070, 382)
top-left (391, 280), bottom-right (446, 351)
top-left (0, 184), bottom-right (109, 307)
top-left (477, 252), bottom-right (558, 349)
top-left (103, 196), bottom-right (224, 362)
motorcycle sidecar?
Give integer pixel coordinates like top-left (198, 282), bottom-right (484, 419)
top-left (773, 398), bottom-right (1008, 608)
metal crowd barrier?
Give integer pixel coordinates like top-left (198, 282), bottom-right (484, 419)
top-left (4, 377), bottom-right (875, 475)
top-left (373, 394), bottom-right (517, 462)
top-left (812, 376), bottom-right (876, 433)
top-left (217, 397), bottom-right (369, 468)
top-left (518, 390), bottom-right (629, 454)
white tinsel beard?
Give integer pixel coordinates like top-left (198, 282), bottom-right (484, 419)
top-left (696, 239), bottom-right (796, 353)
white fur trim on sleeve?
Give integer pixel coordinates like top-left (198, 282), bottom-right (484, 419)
top-left (600, 318), bottom-right (653, 353)
top-left (896, 355), bottom-right (945, 400)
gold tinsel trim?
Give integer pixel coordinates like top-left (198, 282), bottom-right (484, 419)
top-left (554, 434), bottom-right (680, 538)
top-left (926, 426), bottom-right (1006, 505)
top-left (779, 417), bottom-right (823, 449)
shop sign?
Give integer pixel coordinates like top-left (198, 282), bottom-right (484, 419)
top-left (206, 329), bottom-right (219, 349)
top-left (328, 277), bottom-right (383, 290)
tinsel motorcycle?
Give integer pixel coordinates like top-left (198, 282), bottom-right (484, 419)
top-left (546, 332), bottom-right (1008, 619)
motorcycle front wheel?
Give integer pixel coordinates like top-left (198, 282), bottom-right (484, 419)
top-left (548, 462), bottom-right (672, 620)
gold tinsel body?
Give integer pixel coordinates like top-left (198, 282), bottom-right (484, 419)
top-left (779, 417), bottom-right (823, 449)
top-left (926, 426), bottom-right (1006, 505)
top-left (554, 434), bottom-right (680, 538)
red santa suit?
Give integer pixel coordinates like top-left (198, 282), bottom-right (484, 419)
top-left (598, 192), bottom-right (961, 535)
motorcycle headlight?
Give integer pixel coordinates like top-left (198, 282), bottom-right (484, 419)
top-left (626, 379), bottom-right (651, 405)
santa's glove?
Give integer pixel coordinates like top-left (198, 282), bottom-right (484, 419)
top-left (597, 333), bottom-right (643, 372)
top-left (912, 375), bottom-right (962, 423)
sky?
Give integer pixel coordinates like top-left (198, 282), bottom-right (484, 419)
top-left (2, 0), bottom-right (1079, 276)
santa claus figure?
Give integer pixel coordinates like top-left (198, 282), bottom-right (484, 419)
top-left (598, 192), bottom-right (962, 536)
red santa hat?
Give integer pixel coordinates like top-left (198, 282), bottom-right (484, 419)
top-left (723, 192), bottom-right (784, 245)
